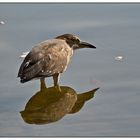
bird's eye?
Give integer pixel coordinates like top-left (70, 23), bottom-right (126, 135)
top-left (75, 38), bottom-right (80, 43)
top-left (77, 38), bottom-right (80, 42)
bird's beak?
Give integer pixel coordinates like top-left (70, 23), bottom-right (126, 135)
top-left (79, 41), bottom-right (96, 49)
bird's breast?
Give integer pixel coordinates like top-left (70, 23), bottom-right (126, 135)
top-left (40, 45), bottom-right (73, 75)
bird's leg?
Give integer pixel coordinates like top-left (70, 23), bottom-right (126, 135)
top-left (53, 74), bottom-right (61, 92)
top-left (53, 73), bottom-right (60, 86)
top-left (40, 78), bottom-right (47, 90)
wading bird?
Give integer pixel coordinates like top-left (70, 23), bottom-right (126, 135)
top-left (18, 34), bottom-right (96, 87)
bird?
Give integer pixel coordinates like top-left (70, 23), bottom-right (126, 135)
top-left (18, 33), bottom-right (96, 87)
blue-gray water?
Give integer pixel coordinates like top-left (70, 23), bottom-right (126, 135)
top-left (0, 3), bottom-right (140, 136)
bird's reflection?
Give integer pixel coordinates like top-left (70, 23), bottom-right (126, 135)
top-left (20, 82), bottom-right (99, 125)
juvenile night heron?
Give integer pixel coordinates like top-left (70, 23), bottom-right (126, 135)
top-left (18, 34), bottom-right (96, 87)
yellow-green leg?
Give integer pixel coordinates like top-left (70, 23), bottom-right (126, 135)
top-left (40, 78), bottom-right (47, 90)
top-left (53, 74), bottom-right (61, 92)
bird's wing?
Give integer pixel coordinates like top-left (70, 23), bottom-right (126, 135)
top-left (18, 47), bottom-right (45, 82)
top-left (18, 40), bottom-right (57, 81)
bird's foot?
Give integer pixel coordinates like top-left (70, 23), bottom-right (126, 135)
top-left (54, 85), bottom-right (62, 93)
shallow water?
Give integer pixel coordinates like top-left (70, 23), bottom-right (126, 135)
top-left (0, 3), bottom-right (140, 136)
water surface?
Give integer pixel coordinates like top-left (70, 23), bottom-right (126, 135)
top-left (0, 3), bottom-right (140, 136)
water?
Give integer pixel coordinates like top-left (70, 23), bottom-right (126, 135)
top-left (0, 3), bottom-right (140, 136)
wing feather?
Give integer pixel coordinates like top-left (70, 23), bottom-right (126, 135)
top-left (18, 50), bottom-right (44, 83)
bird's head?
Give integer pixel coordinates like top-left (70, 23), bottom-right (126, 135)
top-left (56, 34), bottom-right (96, 50)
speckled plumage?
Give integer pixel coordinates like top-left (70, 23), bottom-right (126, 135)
top-left (18, 39), bottom-right (73, 83)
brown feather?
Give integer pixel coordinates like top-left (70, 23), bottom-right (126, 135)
top-left (18, 39), bottom-right (73, 83)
